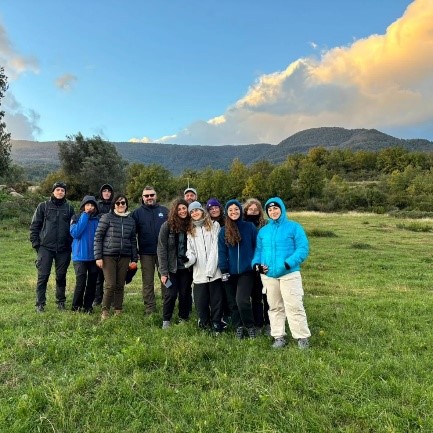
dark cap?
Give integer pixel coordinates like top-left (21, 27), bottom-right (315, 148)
top-left (52, 181), bottom-right (67, 192)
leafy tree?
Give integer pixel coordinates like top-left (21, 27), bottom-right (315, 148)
top-left (227, 159), bottom-right (249, 199)
top-left (296, 161), bottom-right (325, 200)
top-left (57, 133), bottom-right (126, 199)
top-left (126, 163), bottom-right (175, 205)
top-left (0, 68), bottom-right (12, 177)
top-left (267, 165), bottom-right (293, 200)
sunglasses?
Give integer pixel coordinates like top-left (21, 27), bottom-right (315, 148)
top-left (143, 193), bottom-right (155, 198)
top-left (115, 201), bottom-right (127, 206)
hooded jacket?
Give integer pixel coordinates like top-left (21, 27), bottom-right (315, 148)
top-left (131, 200), bottom-right (168, 255)
top-left (70, 195), bottom-right (100, 261)
top-left (218, 199), bottom-right (257, 275)
top-left (98, 184), bottom-right (113, 214)
top-left (252, 197), bottom-right (309, 278)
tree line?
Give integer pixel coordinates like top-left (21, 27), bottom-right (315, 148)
top-left (27, 133), bottom-right (432, 214)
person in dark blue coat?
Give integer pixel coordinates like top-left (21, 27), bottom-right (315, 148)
top-left (131, 185), bottom-right (168, 314)
top-left (70, 195), bottom-right (100, 313)
top-left (218, 199), bottom-right (257, 339)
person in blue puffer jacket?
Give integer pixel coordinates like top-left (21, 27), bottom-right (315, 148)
top-left (218, 199), bottom-right (258, 339)
top-left (252, 197), bottom-right (311, 350)
top-left (70, 195), bottom-right (100, 313)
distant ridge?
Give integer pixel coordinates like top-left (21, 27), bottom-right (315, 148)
top-left (11, 127), bottom-right (433, 175)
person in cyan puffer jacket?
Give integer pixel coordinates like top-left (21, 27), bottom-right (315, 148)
top-left (252, 197), bottom-right (311, 350)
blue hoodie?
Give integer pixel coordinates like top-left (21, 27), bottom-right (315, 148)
top-left (252, 197), bottom-right (309, 278)
top-left (218, 199), bottom-right (257, 275)
top-left (70, 195), bottom-right (100, 261)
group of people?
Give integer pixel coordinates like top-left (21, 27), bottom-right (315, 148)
top-left (30, 183), bottom-right (311, 349)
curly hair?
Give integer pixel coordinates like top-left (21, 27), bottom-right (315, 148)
top-left (243, 198), bottom-right (266, 228)
top-left (224, 215), bottom-right (242, 246)
top-left (187, 210), bottom-right (213, 236)
top-left (167, 198), bottom-right (190, 233)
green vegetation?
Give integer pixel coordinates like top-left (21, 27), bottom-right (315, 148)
top-left (0, 67), bottom-right (12, 178)
top-left (1, 210), bottom-right (432, 432)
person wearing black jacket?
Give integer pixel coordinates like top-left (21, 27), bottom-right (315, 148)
top-left (94, 194), bottom-right (138, 320)
top-left (131, 185), bottom-right (168, 314)
top-left (93, 183), bottom-right (114, 306)
top-left (29, 181), bottom-right (75, 312)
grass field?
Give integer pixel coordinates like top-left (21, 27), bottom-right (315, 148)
top-left (1, 212), bottom-right (432, 433)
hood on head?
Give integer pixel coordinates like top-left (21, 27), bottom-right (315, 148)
top-left (224, 199), bottom-right (243, 219)
top-left (99, 183), bottom-right (113, 197)
top-left (80, 195), bottom-right (99, 213)
top-left (264, 197), bottom-right (286, 223)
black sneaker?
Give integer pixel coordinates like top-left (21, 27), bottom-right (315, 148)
top-left (246, 327), bottom-right (257, 339)
top-left (57, 302), bottom-right (66, 311)
top-left (235, 326), bottom-right (244, 339)
top-left (36, 305), bottom-right (45, 313)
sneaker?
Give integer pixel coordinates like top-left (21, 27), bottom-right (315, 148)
top-left (36, 305), bottom-right (45, 313)
top-left (298, 338), bottom-right (309, 350)
top-left (162, 320), bottom-right (171, 329)
top-left (235, 326), bottom-right (244, 340)
top-left (264, 324), bottom-right (272, 336)
top-left (247, 327), bottom-right (257, 339)
top-left (57, 302), bottom-right (66, 311)
top-left (101, 310), bottom-right (110, 321)
top-left (197, 319), bottom-right (209, 330)
top-left (92, 300), bottom-right (102, 307)
top-left (272, 337), bottom-right (286, 349)
top-left (212, 322), bottom-right (225, 334)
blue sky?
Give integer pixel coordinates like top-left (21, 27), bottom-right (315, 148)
top-left (1, 0), bottom-right (432, 145)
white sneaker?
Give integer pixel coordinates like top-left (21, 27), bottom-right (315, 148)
top-left (272, 337), bottom-right (286, 349)
top-left (297, 338), bottom-right (309, 350)
top-left (162, 320), bottom-right (170, 329)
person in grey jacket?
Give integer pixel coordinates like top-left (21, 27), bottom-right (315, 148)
top-left (157, 198), bottom-right (192, 329)
top-left (29, 181), bottom-right (75, 313)
top-left (94, 194), bottom-right (138, 320)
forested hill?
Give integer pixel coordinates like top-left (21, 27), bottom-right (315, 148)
top-left (11, 127), bottom-right (433, 175)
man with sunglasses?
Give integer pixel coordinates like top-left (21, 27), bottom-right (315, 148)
top-left (131, 186), bottom-right (168, 314)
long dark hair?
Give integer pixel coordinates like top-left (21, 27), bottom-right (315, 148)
top-left (167, 198), bottom-right (190, 233)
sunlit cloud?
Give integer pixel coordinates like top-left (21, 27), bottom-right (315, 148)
top-left (149, 0), bottom-right (433, 145)
top-left (55, 73), bottom-right (77, 91)
top-left (0, 22), bottom-right (39, 78)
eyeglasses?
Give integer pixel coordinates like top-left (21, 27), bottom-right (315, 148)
top-left (115, 201), bottom-right (126, 206)
top-left (142, 193), bottom-right (155, 198)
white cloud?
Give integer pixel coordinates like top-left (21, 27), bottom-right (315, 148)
top-left (0, 22), bottom-right (39, 78)
top-left (3, 94), bottom-right (42, 140)
top-left (0, 20), bottom-right (40, 139)
top-left (55, 73), bottom-right (77, 91)
top-left (151, 0), bottom-right (433, 145)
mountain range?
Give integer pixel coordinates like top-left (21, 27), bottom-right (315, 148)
top-left (11, 127), bottom-right (433, 175)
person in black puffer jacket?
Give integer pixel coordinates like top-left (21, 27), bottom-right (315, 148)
top-left (94, 193), bottom-right (138, 320)
top-left (93, 183), bottom-right (114, 306)
top-left (29, 181), bottom-right (75, 312)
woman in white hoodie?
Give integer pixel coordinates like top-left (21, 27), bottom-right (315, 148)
top-left (184, 201), bottom-right (224, 332)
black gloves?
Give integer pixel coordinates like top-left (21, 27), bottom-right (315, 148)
top-left (254, 264), bottom-right (265, 274)
top-left (284, 262), bottom-right (290, 270)
top-left (180, 255), bottom-right (189, 263)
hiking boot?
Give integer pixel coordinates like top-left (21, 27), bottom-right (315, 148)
top-left (101, 310), bottom-right (110, 321)
top-left (57, 302), bottom-right (66, 311)
top-left (298, 338), bottom-right (309, 350)
top-left (272, 337), bottom-right (286, 349)
top-left (198, 319), bottom-right (209, 330)
top-left (114, 309), bottom-right (122, 316)
top-left (247, 327), bottom-right (257, 339)
top-left (235, 326), bottom-right (244, 340)
top-left (36, 305), bottom-right (45, 313)
top-left (162, 320), bottom-right (171, 329)
top-left (212, 321), bottom-right (225, 334)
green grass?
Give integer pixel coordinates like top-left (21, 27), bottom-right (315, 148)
top-left (1, 213), bottom-right (433, 432)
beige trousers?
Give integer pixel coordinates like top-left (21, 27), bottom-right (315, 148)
top-left (261, 271), bottom-right (311, 340)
